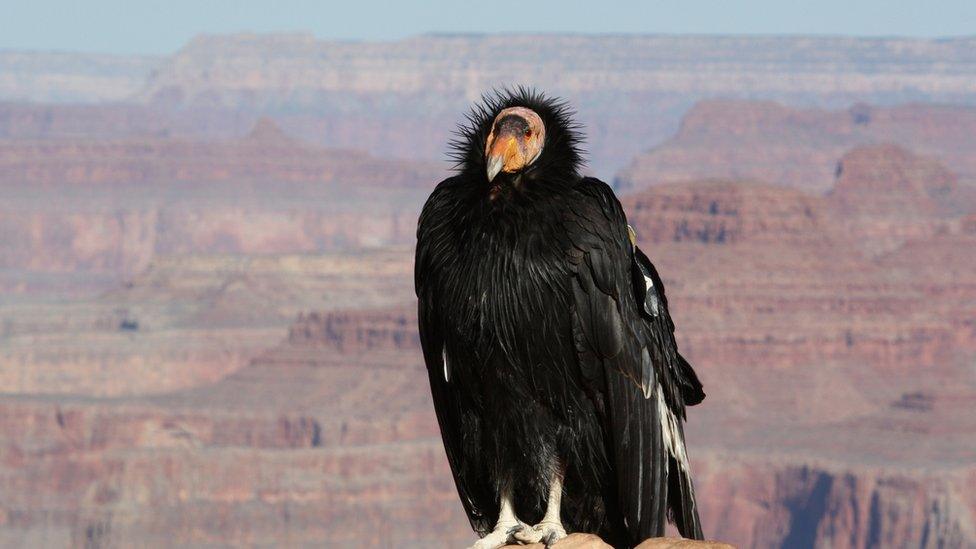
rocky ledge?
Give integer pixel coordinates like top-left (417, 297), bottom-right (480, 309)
top-left (502, 533), bottom-right (735, 548)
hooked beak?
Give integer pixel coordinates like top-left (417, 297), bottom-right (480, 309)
top-left (486, 136), bottom-right (520, 182)
top-left (487, 155), bottom-right (504, 183)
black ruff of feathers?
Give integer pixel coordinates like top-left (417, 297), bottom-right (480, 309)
top-left (448, 87), bottom-right (584, 183)
top-left (416, 88), bottom-right (705, 548)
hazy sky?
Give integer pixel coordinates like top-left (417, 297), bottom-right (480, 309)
top-left (2, 0), bottom-right (973, 55)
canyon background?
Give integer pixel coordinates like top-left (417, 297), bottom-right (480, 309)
top-left (0, 2), bottom-right (975, 547)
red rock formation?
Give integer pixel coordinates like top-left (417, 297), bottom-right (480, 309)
top-left (1, 157), bottom-right (973, 547)
top-left (1, 62), bottom-right (975, 545)
top-left (137, 34), bottom-right (976, 105)
top-left (1, 171), bottom-right (973, 543)
top-left (10, 34), bottom-right (976, 177)
top-left (0, 118), bottom-right (440, 187)
top-left (5, 165), bottom-right (973, 544)
top-left (2, 297), bottom-right (972, 547)
top-left (692, 455), bottom-right (976, 549)
top-left (637, 540), bottom-right (734, 549)
top-left (830, 144), bottom-right (955, 214)
top-left (619, 138), bottom-right (969, 256)
top-left (826, 144), bottom-right (957, 254)
top-left (0, 198), bottom-right (426, 278)
top-left (127, 34), bottom-right (976, 178)
top-left (0, 120), bottom-right (440, 278)
top-left (616, 100), bottom-right (976, 194)
top-left (0, 101), bottom-right (265, 143)
top-left (288, 309), bottom-right (418, 352)
top-left (622, 180), bottom-right (827, 245)
top-left (0, 249), bottom-right (416, 397)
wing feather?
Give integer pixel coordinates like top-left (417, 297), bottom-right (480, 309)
top-left (568, 177), bottom-right (704, 542)
top-left (416, 178), bottom-right (495, 534)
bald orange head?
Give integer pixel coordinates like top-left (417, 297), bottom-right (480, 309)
top-left (485, 107), bottom-right (546, 182)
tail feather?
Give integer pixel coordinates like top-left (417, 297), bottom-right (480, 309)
top-left (667, 455), bottom-right (703, 540)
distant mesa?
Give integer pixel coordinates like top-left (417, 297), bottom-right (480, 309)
top-left (118, 33), bottom-right (976, 174)
top-left (829, 143), bottom-right (956, 215)
top-left (0, 50), bottom-right (159, 103)
top-left (134, 33), bottom-right (976, 108)
top-left (8, 35), bottom-right (976, 176)
top-left (620, 139), bottom-right (973, 257)
top-left (827, 143), bottom-right (961, 254)
top-left (615, 100), bottom-right (976, 194)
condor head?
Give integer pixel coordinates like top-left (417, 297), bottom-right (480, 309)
top-left (484, 106), bottom-right (546, 183)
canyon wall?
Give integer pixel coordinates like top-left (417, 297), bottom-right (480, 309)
top-left (8, 34), bottom-right (976, 177)
top-left (2, 286), bottom-right (971, 547)
top-left (2, 34), bottom-right (975, 547)
top-left (0, 51), bottom-right (158, 103)
top-left (0, 120), bottom-right (439, 279)
top-left (129, 33), bottom-right (976, 177)
top-left (2, 164), bottom-right (973, 547)
top-left (616, 101), bottom-right (976, 194)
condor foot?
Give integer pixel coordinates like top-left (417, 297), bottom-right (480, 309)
top-left (511, 521), bottom-right (567, 547)
top-left (467, 522), bottom-right (530, 549)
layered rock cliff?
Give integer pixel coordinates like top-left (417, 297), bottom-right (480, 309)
top-left (0, 51), bottom-right (159, 103)
top-left (616, 101), bottom-right (976, 194)
top-left (1, 47), bottom-right (974, 547)
top-left (124, 34), bottom-right (976, 177)
top-left (4, 168), bottom-right (973, 546)
top-left (0, 117), bottom-right (439, 186)
top-left (9, 34), bottom-right (976, 177)
top-left (827, 144), bottom-right (957, 254)
top-left (0, 120), bottom-right (439, 278)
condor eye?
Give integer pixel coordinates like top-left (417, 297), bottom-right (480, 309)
top-left (524, 128), bottom-right (532, 138)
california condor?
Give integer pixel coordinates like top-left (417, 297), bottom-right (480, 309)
top-left (415, 89), bottom-right (705, 549)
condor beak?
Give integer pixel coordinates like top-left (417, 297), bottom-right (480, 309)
top-left (486, 136), bottom-right (519, 182)
top-left (487, 154), bottom-right (504, 183)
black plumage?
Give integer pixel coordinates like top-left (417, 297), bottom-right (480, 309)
top-left (415, 89), bottom-right (705, 548)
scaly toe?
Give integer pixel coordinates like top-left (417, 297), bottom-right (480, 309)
top-left (543, 527), bottom-right (567, 548)
top-left (512, 525), bottom-right (544, 544)
top-left (467, 537), bottom-right (507, 549)
top-left (513, 521), bottom-right (566, 545)
top-left (467, 523), bottom-right (519, 549)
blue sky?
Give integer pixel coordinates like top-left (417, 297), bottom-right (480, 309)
top-left (2, 0), bottom-right (973, 55)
